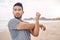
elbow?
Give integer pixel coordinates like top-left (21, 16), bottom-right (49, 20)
top-left (16, 27), bottom-right (20, 30)
top-left (33, 33), bottom-right (39, 37)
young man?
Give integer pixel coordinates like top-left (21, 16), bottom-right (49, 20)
top-left (8, 2), bottom-right (46, 40)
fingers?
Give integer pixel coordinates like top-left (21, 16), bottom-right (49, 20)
top-left (36, 12), bottom-right (41, 17)
top-left (40, 24), bottom-right (46, 31)
top-left (43, 26), bottom-right (46, 31)
top-left (35, 12), bottom-right (41, 20)
top-left (42, 26), bottom-right (46, 31)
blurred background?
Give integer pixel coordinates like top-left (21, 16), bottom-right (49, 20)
top-left (0, 0), bottom-right (60, 40)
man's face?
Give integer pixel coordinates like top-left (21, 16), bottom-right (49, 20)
top-left (13, 6), bottom-right (24, 19)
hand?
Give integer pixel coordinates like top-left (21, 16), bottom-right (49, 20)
top-left (36, 12), bottom-right (41, 20)
top-left (40, 24), bottom-right (46, 31)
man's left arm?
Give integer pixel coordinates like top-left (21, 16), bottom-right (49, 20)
top-left (30, 12), bottom-right (46, 37)
top-left (30, 24), bottom-right (46, 36)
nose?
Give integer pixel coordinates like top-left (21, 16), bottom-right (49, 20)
top-left (16, 11), bottom-right (20, 14)
top-left (16, 11), bottom-right (19, 13)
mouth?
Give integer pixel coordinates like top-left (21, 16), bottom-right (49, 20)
top-left (16, 13), bottom-right (20, 16)
top-left (14, 14), bottom-right (22, 19)
top-left (15, 13), bottom-right (21, 17)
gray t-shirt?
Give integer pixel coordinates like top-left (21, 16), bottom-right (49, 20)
top-left (8, 18), bottom-right (30, 40)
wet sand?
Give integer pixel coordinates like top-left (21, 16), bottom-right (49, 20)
top-left (0, 22), bottom-right (60, 40)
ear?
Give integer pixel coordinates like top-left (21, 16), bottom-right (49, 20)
top-left (23, 11), bottom-right (24, 14)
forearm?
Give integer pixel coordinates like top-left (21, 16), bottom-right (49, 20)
top-left (35, 21), bottom-right (40, 35)
top-left (31, 20), bottom-right (40, 37)
top-left (16, 22), bottom-right (34, 30)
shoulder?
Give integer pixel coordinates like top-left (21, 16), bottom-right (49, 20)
top-left (8, 18), bottom-right (19, 23)
top-left (8, 18), bottom-right (20, 27)
top-left (8, 18), bottom-right (20, 26)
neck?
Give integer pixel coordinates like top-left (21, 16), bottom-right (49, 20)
top-left (18, 18), bottom-right (23, 21)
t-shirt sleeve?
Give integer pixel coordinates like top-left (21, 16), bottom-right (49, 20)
top-left (8, 19), bottom-right (20, 29)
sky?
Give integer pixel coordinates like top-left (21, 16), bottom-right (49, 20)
top-left (0, 0), bottom-right (60, 20)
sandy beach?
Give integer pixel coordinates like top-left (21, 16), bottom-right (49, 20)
top-left (0, 21), bottom-right (60, 40)
top-left (31, 22), bottom-right (60, 40)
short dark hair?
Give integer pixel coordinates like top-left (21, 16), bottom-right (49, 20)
top-left (13, 2), bottom-right (23, 10)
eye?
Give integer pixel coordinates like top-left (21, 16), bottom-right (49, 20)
top-left (18, 9), bottom-right (21, 11)
top-left (14, 9), bottom-right (17, 11)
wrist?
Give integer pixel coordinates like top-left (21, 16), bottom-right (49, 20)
top-left (35, 20), bottom-right (39, 23)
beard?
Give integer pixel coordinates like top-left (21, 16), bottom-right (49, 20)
top-left (14, 15), bottom-right (22, 19)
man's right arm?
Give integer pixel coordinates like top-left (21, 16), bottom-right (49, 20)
top-left (16, 22), bottom-right (35, 30)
